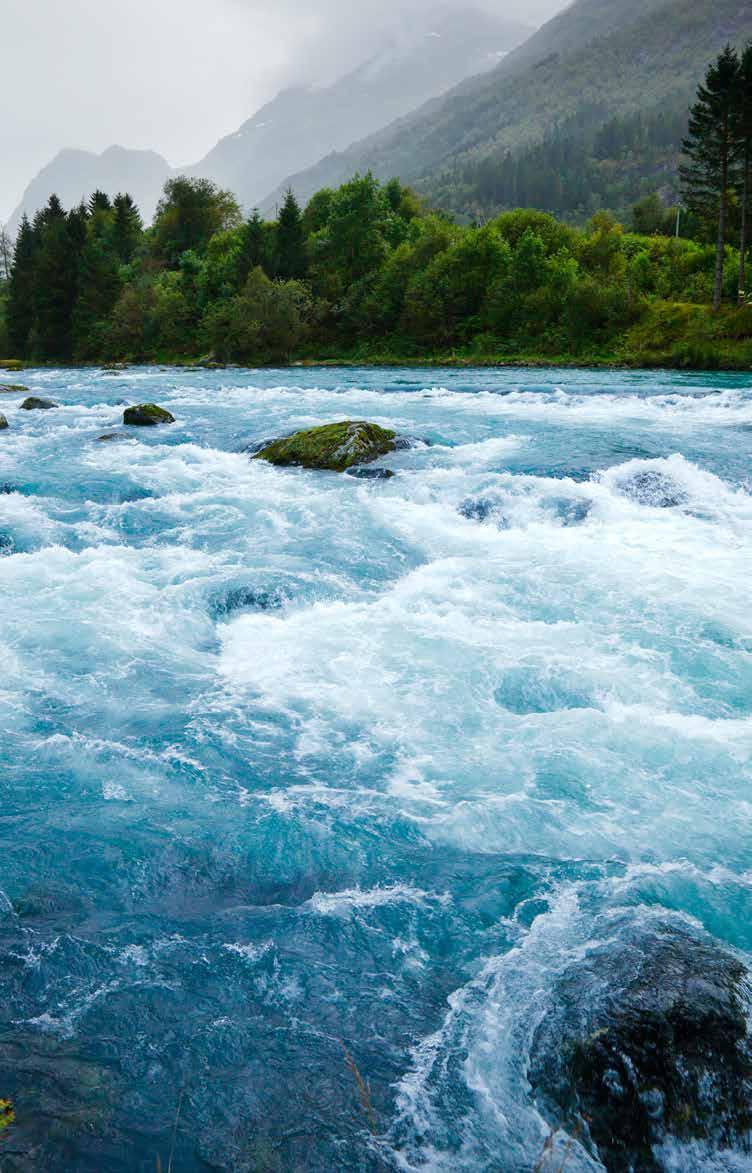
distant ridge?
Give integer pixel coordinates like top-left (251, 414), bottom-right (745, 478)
top-left (5, 4), bottom-right (531, 233)
top-left (6, 145), bottom-right (171, 235)
top-left (186, 5), bottom-right (531, 213)
top-left (265, 0), bottom-right (752, 218)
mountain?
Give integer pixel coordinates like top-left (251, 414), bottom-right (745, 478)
top-left (4, 5), bottom-right (530, 235)
top-left (186, 5), bottom-right (531, 213)
top-left (6, 145), bottom-right (171, 236)
top-left (268, 0), bottom-right (752, 219)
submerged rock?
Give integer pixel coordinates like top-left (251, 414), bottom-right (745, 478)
top-left (345, 467), bottom-right (395, 480)
top-left (210, 585), bottom-right (289, 619)
top-left (394, 434), bottom-right (432, 450)
top-left (254, 420), bottom-right (396, 472)
top-left (0, 415), bottom-right (7, 431)
top-left (20, 397), bottom-right (57, 410)
top-left (530, 922), bottom-right (752, 1171)
top-left (618, 469), bottom-right (688, 508)
top-left (123, 403), bottom-right (175, 426)
top-left (96, 432), bottom-right (134, 442)
top-left (0, 384), bottom-right (28, 394)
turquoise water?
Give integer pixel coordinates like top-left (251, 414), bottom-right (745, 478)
top-left (0, 366), bottom-right (751, 1171)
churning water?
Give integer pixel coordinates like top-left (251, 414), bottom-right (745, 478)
top-left (0, 366), bottom-right (751, 1171)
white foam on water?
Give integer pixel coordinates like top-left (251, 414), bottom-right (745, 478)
top-left (306, 884), bottom-right (450, 916)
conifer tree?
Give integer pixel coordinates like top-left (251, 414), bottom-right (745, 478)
top-left (275, 189), bottom-right (307, 280)
top-left (112, 193), bottom-right (143, 264)
top-left (681, 45), bottom-right (741, 310)
top-left (33, 196), bottom-right (83, 358)
top-left (73, 216), bottom-right (122, 356)
top-left (6, 216), bottom-right (37, 356)
top-left (89, 190), bottom-right (112, 214)
top-left (735, 43), bottom-right (752, 302)
top-left (238, 209), bottom-right (268, 283)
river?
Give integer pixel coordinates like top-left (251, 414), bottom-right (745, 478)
top-left (1, 366), bottom-right (751, 1170)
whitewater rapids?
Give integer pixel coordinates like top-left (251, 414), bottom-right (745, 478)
top-left (0, 366), bottom-right (751, 1171)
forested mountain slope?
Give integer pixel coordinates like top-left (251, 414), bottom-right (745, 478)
top-left (269, 0), bottom-right (752, 219)
top-left (187, 5), bottom-right (530, 213)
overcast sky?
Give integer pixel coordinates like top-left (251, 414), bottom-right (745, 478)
top-left (1, 0), bottom-right (566, 222)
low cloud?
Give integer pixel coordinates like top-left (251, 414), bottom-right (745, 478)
top-left (1, 0), bottom-right (566, 222)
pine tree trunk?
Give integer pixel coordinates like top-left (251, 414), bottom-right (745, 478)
top-left (740, 147), bottom-right (750, 304)
top-left (714, 136), bottom-right (729, 312)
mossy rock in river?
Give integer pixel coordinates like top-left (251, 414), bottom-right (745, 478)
top-left (0, 414), bottom-right (8, 431)
top-left (0, 385), bottom-right (28, 394)
top-left (123, 403), bottom-right (175, 426)
top-left (0, 359), bottom-right (23, 372)
top-left (20, 397), bottom-right (58, 411)
top-left (255, 420), bottom-right (396, 472)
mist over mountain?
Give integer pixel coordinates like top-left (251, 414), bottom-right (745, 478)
top-left (3, 0), bottom-right (550, 230)
top-left (267, 0), bottom-right (752, 218)
top-left (186, 5), bottom-right (531, 212)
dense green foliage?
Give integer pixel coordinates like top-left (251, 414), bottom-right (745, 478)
top-left (275, 0), bottom-right (752, 222)
top-left (2, 168), bottom-right (751, 369)
top-left (5, 42), bottom-right (752, 373)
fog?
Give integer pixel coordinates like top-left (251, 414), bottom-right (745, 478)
top-left (0, 0), bottom-right (567, 221)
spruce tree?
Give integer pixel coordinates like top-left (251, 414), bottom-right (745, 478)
top-left (6, 216), bottom-right (37, 356)
top-left (73, 215), bottom-right (122, 357)
top-left (275, 189), bottom-right (307, 280)
top-left (112, 193), bottom-right (143, 264)
top-left (735, 43), bottom-right (752, 302)
top-left (238, 209), bottom-right (268, 283)
top-left (33, 196), bottom-right (83, 359)
top-left (681, 45), bottom-right (741, 311)
top-left (89, 190), bottom-right (112, 214)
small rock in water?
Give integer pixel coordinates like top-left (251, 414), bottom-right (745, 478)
top-left (20, 397), bottom-right (58, 410)
top-left (0, 384), bottom-right (28, 394)
top-left (123, 404), bottom-right (175, 426)
top-left (96, 433), bottom-right (133, 443)
top-left (345, 467), bottom-right (395, 480)
top-left (0, 414), bottom-right (8, 431)
top-left (551, 497), bottom-right (591, 526)
top-left (530, 921), bottom-right (752, 1170)
top-left (458, 496), bottom-right (509, 527)
top-left (619, 469), bottom-right (688, 508)
top-left (210, 585), bottom-right (289, 619)
top-left (393, 434), bottom-right (432, 450)
top-left (254, 420), bottom-right (396, 472)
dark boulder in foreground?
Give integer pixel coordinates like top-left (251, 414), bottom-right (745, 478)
top-left (0, 415), bottom-right (8, 431)
top-left (530, 921), bottom-right (752, 1171)
top-left (123, 404), bottom-right (175, 426)
top-left (20, 397), bottom-right (57, 410)
top-left (254, 420), bottom-right (396, 472)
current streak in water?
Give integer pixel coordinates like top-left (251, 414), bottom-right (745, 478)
top-left (0, 365), bottom-right (751, 1171)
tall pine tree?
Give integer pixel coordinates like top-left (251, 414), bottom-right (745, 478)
top-left (681, 45), bottom-right (741, 311)
top-left (238, 209), bottom-right (268, 283)
top-left (735, 43), bottom-right (752, 302)
top-left (275, 189), bottom-right (307, 280)
top-left (6, 216), bottom-right (37, 356)
top-left (33, 196), bottom-right (85, 359)
top-left (112, 193), bottom-right (143, 264)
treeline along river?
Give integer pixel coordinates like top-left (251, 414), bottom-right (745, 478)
top-left (0, 366), bottom-right (751, 1170)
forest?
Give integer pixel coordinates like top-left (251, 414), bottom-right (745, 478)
top-left (2, 45), bottom-right (752, 370)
